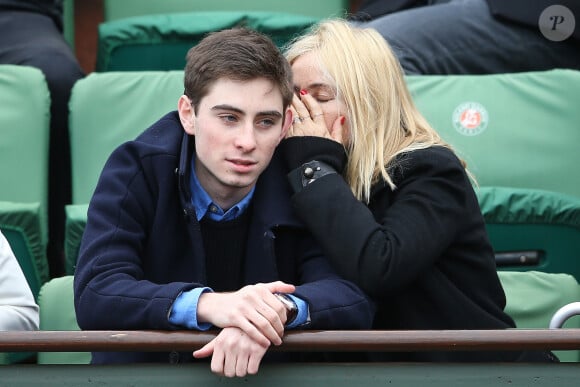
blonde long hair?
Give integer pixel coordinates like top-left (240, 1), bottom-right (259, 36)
top-left (286, 20), bottom-right (462, 203)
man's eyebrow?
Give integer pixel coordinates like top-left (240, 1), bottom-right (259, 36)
top-left (211, 104), bottom-right (282, 118)
top-left (257, 110), bottom-right (283, 118)
top-left (211, 104), bottom-right (243, 114)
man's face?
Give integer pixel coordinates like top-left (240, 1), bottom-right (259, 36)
top-left (179, 78), bottom-right (290, 209)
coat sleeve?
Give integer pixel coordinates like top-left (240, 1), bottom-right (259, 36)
top-left (73, 143), bottom-right (200, 330)
top-left (287, 142), bottom-right (477, 300)
top-left (290, 230), bottom-right (375, 330)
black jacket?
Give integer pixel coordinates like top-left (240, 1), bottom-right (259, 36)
top-left (281, 137), bottom-right (556, 362)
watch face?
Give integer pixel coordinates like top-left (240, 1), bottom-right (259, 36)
top-left (275, 293), bottom-right (298, 324)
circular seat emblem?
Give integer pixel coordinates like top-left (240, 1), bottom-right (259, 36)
top-left (452, 102), bottom-right (489, 136)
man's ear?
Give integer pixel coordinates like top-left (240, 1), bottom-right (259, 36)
top-left (279, 108), bottom-right (293, 142)
top-left (178, 95), bottom-right (195, 135)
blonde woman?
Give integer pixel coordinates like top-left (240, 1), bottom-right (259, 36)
top-left (281, 19), bottom-right (556, 362)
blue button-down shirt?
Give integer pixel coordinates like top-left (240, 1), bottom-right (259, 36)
top-left (168, 158), bottom-right (308, 330)
top-left (189, 159), bottom-right (255, 222)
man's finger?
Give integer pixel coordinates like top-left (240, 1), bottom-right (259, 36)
top-left (193, 340), bottom-right (214, 359)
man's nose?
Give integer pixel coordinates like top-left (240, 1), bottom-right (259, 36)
top-left (234, 123), bottom-right (257, 150)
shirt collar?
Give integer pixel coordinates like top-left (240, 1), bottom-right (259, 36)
top-left (190, 157), bottom-right (254, 222)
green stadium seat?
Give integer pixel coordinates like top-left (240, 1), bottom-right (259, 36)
top-left (65, 71), bottom-right (184, 273)
top-left (406, 70), bottom-right (580, 279)
top-left (0, 203), bottom-right (46, 365)
top-left (0, 65), bottom-right (50, 293)
top-left (68, 71), bottom-right (184, 205)
top-left (406, 69), bottom-right (580, 199)
top-left (96, 11), bottom-right (320, 72)
top-left (63, 204), bottom-right (87, 276)
top-left (103, 0), bottom-right (348, 21)
top-left (499, 271), bottom-right (580, 362)
top-left (0, 202), bottom-right (48, 300)
top-left (0, 64), bottom-right (51, 365)
top-left (0, 65), bottom-right (50, 249)
top-left (477, 187), bottom-right (580, 281)
top-left (37, 276), bottom-right (90, 364)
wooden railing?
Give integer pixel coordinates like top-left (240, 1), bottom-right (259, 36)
top-left (2, 329), bottom-right (580, 353)
top-left (2, 330), bottom-right (580, 387)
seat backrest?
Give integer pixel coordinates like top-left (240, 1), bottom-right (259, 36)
top-left (0, 65), bottom-right (50, 307)
top-left (0, 65), bottom-right (50, 243)
top-left (69, 71), bottom-right (184, 205)
top-left (96, 11), bottom-right (320, 71)
top-left (66, 71), bottom-right (183, 274)
top-left (477, 186), bottom-right (580, 282)
top-left (406, 69), bottom-right (580, 199)
top-left (103, 0), bottom-right (348, 21)
top-left (0, 202), bottom-right (46, 365)
top-left (0, 202), bottom-right (48, 299)
top-left (63, 204), bottom-right (87, 275)
top-left (37, 275), bottom-right (91, 364)
top-left (499, 270), bottom-right (580, 362)
top-left (407, 70), bottom-right (580, 280)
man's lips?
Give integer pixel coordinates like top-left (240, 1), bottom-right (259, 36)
top-left (227, 158), bottom-right (257, 172)
top-left (228, 158), bottom-right (256, 165)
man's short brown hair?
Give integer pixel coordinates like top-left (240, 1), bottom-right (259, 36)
top-left (184, 28), bottom-right (293, 113)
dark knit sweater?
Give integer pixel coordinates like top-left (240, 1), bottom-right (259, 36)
top-left (200, 210), bottom-right (250, 292)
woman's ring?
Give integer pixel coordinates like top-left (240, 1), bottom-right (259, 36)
top-left (293, 117), bottom-right (304, 124)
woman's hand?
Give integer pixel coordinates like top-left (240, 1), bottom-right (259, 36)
top-left (288, 92), bottom-right (345, 144)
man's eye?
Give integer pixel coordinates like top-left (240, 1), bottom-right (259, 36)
top-left (220, 114), bottom-right (237, 123)
top-left (257, 118), bottom-right (275, 127)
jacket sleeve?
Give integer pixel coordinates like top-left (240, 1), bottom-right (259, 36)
top-left (73, 143), bottom-right (200, 330)
top-left (284, 139), bottom-right (476, 300)
top-left (0, 231), bottom-right (39, 331)
top-left (290, 231), bottom-right (375, 330)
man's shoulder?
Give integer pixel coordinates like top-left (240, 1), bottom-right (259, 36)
top-left (136, 111), bottom-right (183, 145)
top-left (116, 111), bottom-right (184, 156)
top-left (102, 111), bottom-right (184, 176)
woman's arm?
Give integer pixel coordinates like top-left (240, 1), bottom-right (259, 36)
top-left (0, 231), bottom-right (39, 331)
top-left (283, 141), bottom-right (473, 299)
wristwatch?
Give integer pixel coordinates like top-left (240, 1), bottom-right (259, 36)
top-left (274, 293), bottom-right (298, 325)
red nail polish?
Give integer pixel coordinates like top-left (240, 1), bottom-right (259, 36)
top-left (300, 89), bottom-right (308, 96)
top-left (340, 116), bottom-right (345, 125)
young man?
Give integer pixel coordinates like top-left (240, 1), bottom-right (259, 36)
top-left (73, 28), bottom-right (373, 377)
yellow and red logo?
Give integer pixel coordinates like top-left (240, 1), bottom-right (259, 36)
top-left (452, 102), bottom-right (489, 136)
